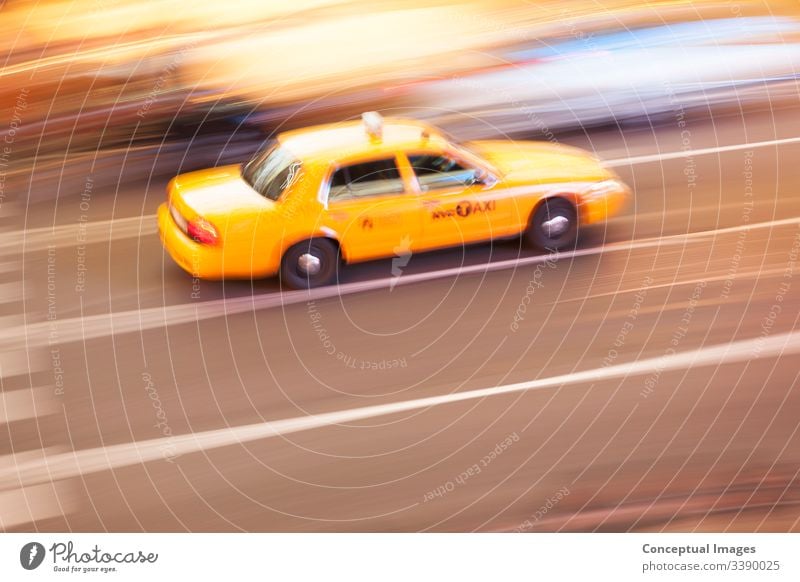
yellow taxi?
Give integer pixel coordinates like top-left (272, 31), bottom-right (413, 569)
top-left (158, 112), bottom-right (629, 288)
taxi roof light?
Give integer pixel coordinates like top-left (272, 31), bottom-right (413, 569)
top-left (362, 111), bottom-right (383, 141)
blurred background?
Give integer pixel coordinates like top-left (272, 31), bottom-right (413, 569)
top-left (4, 0), bottom-right (800, 196)
top-left (1, 0), bottom-right (800, 532)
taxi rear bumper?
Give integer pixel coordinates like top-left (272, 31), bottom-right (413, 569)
top-left (157, 203), bottom-right (226, 279)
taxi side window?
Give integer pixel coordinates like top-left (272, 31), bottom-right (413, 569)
top-left (329, 158), bottom-right (404, 201)
top-left (409, 154), bottom-right (478, 191)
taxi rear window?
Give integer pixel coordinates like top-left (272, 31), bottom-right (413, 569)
top-left (242, 145), bottom-right (302, 201)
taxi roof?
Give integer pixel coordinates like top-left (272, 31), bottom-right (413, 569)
top-left (277, 117), bottom-right (449, 162)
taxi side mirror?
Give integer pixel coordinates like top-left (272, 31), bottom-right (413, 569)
top-left (472, 169), bottom-right (489, 186)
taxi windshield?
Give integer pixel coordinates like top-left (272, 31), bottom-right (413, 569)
top-left (242, 144), bottom-right (301, 201)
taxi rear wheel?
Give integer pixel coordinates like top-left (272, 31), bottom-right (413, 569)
top-left (525, 198), bottom-right (578, 251)
top-left (280, 238), bottom-right (340, 289)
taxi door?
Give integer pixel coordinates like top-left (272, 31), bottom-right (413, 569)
top-left (322, 155), bottom-right (423, 263)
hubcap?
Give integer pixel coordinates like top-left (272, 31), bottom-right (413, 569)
top-left (297, 252), bottom-right (322, 276)
top-left (542, 215), bottom-right (570, 238)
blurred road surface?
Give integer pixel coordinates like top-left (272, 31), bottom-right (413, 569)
top-left (2, 104), bottom-right (800, 532)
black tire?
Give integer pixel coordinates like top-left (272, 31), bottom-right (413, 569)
top-left (525, 198), bottom-right (578, 251)
top-left (280, 238), bottom-right (340, 289)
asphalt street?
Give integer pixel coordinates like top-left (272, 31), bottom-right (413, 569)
top-left (3, 105), bottom-right (800, 532)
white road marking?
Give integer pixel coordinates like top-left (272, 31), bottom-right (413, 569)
top-left (0, 449), bottom-right (76, 529)
top-left (604, 135), bottom-right (800, 167)
top-left (0, 350), bottom-right (44, 379)
top-left (2, 329), bottom-right (797, 489)
top-left (0, 215), bottom-right (155, 254)
top-left (0, 482), bottom-right (76, 529)
top-left (564, 266), bottom-right (786, 304)
top-left (2, 215), bottom-right (797, 350)
top-left (0, 387), bottom-right (58, 424)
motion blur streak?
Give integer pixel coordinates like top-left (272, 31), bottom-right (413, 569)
top-left (5, 132), bottom-right (798, 255)
top-left (603, 136), bottom-right (800, 167)
top-left (4, 0), bottom-right (800, 533)
top-left (1, 215), bottom-right (798, 351)
top-left (2, 328), bottom-right (799, 491)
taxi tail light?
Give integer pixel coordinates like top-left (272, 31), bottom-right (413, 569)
top-left (187, 217), bottom-right (219, 245)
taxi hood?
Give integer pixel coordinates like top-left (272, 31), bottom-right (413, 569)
top-left (466, 140), bottom-right (615, 184)
top-left (168, 164), bottom-right (274, 219)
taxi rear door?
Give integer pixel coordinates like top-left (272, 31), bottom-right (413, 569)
top-left (322, 155), bottom-right (423, 263)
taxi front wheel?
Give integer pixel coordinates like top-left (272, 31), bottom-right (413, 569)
top-left (525, 198), bottom-right (578, 251)
top-left (280, 238), bottom-right (340, 289)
